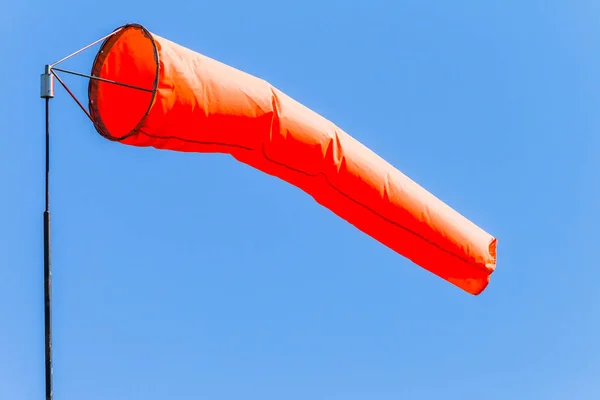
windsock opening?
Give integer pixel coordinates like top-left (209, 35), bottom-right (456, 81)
top-left (88, 24), bottom-right (159, 141)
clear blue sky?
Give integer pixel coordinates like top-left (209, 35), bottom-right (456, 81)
top-left (1, 1), bottom-right (599, 399)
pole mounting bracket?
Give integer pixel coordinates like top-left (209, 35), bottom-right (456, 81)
top-left (41, 65), bottom-right (54, 99)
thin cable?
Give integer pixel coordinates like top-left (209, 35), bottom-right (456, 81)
top-left (50, 28), bottom-right (123, 67)
top-left (52, 67), bottom-right (154, 93)
top-left (52, 71), bottom-right (95, 123)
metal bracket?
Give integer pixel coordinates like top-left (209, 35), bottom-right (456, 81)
top-left (41, 65), bottom-right (55, 99)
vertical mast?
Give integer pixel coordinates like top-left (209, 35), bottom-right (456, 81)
top-left (40, 64), bottom-right (54, 400)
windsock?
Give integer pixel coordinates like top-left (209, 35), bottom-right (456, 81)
top-left (87, 23), bottom-right (497, 295)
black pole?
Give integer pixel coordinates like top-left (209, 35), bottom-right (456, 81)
top-left (43, 95), bottom-right (53, 400)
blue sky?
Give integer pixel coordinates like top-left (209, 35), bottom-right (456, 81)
top-left (1, 0), bottom-right (599, 399)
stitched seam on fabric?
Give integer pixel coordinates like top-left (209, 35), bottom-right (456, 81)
top-left (134, 128), bottom-right (492, 275)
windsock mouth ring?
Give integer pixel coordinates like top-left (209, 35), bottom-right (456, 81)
top-left (88, 23), bottom-right (159, 142)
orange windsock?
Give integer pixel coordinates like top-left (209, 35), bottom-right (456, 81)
top-left (87, 23), bottom-right (497, 295)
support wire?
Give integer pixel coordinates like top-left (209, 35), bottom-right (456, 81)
top-left (50, 28), bottom-right (123, 67)
top-left (52, 71), bottom-right (94, 123)
top-left (53, 68), bottom-right (154, 93)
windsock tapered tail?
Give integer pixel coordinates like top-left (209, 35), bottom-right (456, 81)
top-left (87, 24), bottom-right (497, 295)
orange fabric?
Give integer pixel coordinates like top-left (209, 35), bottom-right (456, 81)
top-left (88, 24), bottom-right (497, 295)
